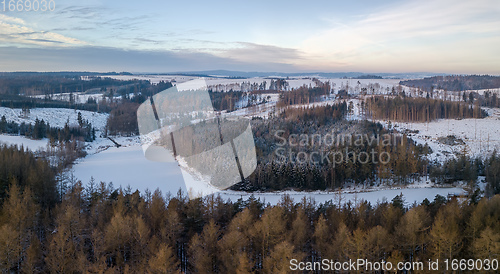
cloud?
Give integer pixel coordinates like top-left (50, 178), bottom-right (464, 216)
top-left (216, 42), bottom-right (304, 65)
top-left (0, 46), bottom-right (299, 72)
top-left (0, 14), bottom-right (26, 25)
top-left (0, 14), bottom-right (87, 47)
top-left (299, 0), bottom-right (500, 73)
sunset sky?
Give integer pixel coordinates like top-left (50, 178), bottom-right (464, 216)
top-left (0, 0), bottom-right (499, 74)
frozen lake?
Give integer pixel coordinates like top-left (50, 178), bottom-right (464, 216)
top-left (72, 144), bottom-right (464, 205)
top-left (72, 145), bottom-right (187, 194)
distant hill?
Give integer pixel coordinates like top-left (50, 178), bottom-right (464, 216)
top-left (0, 71), bottom-right (132, 77)
top-left (1, 70), bottom-right (447, 80)
top-left (400, 75), bottom-right (500, 91)
top-left (353, 74), bottom-right (383, 79)
top-left (150, 70), bottom-right (445, 79)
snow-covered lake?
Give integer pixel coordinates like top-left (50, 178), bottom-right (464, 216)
top-left (72, 143), bottom-right (464, 205)
top-left (72, 145), bottom-right (187, 194)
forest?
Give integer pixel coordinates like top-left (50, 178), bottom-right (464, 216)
top-left (0, 176), bottom-right (499, 273)
top-left (366, 96), bottom-right (488, 122)
top-left (208, 91), bottom-right (244, 112)
top-left (0, 74), bottom-right (172, 114)
top-left (0, 73), bottom-right (142, 96)
top-left (0, 145), bottom-right (57, 208)
top-left (277, 81), bottom-right (332, 107)
top-left (0, 113), bottom-right (96, 143)
top-left (400, 75), bottom-right (500, 92)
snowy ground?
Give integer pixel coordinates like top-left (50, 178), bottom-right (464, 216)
top-left (0, 134), bottom-right (49, 151)
top-left (387, 113), bottom-right (500, 161)
top-left (0, 107), bottom-right (108, 132)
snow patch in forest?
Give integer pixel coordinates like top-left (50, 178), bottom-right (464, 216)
top-left (221, 187), bottom-right (464, 206)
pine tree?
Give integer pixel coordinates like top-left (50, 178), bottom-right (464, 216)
top-left (189, 219), bottom-right (221, 273)
top-left (395, 206), bottom-right (429, 261)
top-left (313, 215), bottom-right (332, 259)
top-left (0, 183), bottom-right (37, 272)
top-left (263, 241), bottom-right (303, 274)
top-left (287, 208), bottom-right (309, 253)
top-left (0, 224), bottom-right (21, 272)
top-left (251, 206), bottom-right (286, 268)
top-left (430, 201), bottom-right (463, 266)
top-left (472, 227), bottom-right (500, 259)
top-left (45, 202), bottom-right (86, 273)
top-left (364, 225), bottom-right (390, 263)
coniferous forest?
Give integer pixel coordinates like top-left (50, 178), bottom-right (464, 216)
top-left (400, 75), bottom-right (500, 92)
top-left (1, 0), bottom-right (500, 270)
top-left (366, 96), bottom-right (488, 122)
top-left (1, 176), bottom-right (499, 273)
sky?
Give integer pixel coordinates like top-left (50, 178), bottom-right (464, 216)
top-left (0, 0), bottom-right (499, 74)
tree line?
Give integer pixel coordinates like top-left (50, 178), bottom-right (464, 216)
top-left (277, 81), bottom-right (332, 107)
top-left (1, 177), bottom-right (499, 273)
top-left (209, 91), bottom-right (244, 112)
top-left (106, 102), bottom-right (140, 136)
top-left (0, 74), bottom-right (143, 96)
top-left (366, 96), bottom-right (487, 122)
top-left (0, 145), bottom-right (57, 208)
top-left (430, 152), bottom-right (500, 197)
top-left (0, 113), bottom-right (96, 143)
top-left (237, 127), bottom-right (430, 191)
top-left (400, 75), bottom-right (500, 92)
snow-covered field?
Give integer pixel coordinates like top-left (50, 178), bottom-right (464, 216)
top-left (69, 131), bottom-right (468, 205)
top-left (388, 113), bottom-right (500, 161)
top-left (0, 107), bottom-right (108, 132)
top-left (0, 134), bottom-right (48, 151)
top-left (336, 98), bottom-right (500, 161)
top-left (0, 106), bottom-right (109, 152)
